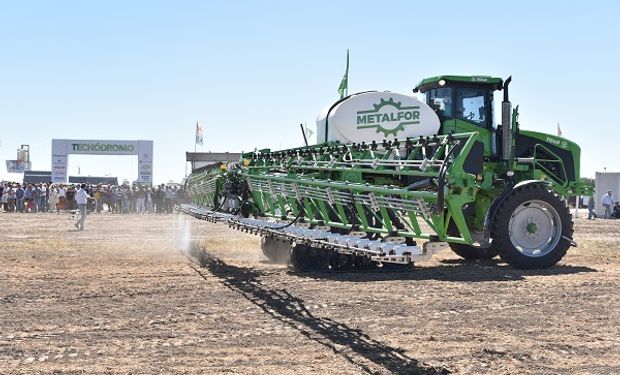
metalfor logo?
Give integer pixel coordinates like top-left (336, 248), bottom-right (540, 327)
top-left (356, 98), bottom-right (420, 137)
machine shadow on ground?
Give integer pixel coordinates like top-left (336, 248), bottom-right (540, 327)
top-left (187, 246), bottom-right (451, 375)
top-left (287, 259), bottom-right (597, 283)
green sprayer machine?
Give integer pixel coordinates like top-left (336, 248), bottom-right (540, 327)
top-left (181, 75), bottom-right (586, 271)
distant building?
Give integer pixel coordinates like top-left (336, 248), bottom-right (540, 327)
top-left (595, 172), bottom-right (620, 216)
top-left (186, 152), bottom-right (242, 173)
top-left (23, 170), bottom-right (118, 185)
top-left (22, 170), bottom-right (53, 184)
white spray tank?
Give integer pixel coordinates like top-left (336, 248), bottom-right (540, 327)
top-left (316, 91), bottom-right (440, 144)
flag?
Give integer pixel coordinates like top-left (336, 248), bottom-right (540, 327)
top-left (557, 123), bottom-right (562, 137)
top-left (304, 122), bottom-right (314, 138)
top-left (337, 49), bottom-right (349, 99)
top-left (195, 122), bottom-right (204, 146)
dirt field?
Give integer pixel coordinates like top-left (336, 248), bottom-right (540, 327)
top-left (1, 211), bottom-right (619, 374)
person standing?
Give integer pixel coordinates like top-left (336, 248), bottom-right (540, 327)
top-left (103, 186), bottom-right (112, 212)
top-left (135, 186), bottom-right (146, 213)
top-left (94, 186), bottom-right (102, 213)
top-left (49, 186), bottom-right (59, 213)
top-left (15, 184), bottom-right (24, 212)
top-left (1, 188), bottom-right (7, 211)
top-left (33, 184), bottom-right (40, 212)
top-left (155, 185), bottom-right (164, 213)
top-left (124, 188), bottom-right (131, 213)
top-left (145, 188), bottom-right (153, 213)
top-left (23, 184), bottom-right (34, 212)
top-left (7, 185), bottom-right (16, 212)
top-left (75, 184), bottom-right (92, 230)
top-left (66, 185), bottom-right (76, 211)
top-left (58, 185), bottom-right (66, 211)
top-left (45, 183), bottom-right (50, 212)
top-left (37, 184), bottom-right (46, 212)
top-left (128, 187), bottom-right (136, 213)
top-left (164, 186), bottom-right (174, 214)
top-left (110, 187), bottom-right (119, 213)
top-left (602, 190), bottom-right (614, 219)
top-left (587, 196), bottom-right (597, 220)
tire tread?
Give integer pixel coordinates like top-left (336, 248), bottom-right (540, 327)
top-left (491, 183), bottom-right (573, 269)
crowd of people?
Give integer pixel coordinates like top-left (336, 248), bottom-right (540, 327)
top-left (0, 182), bottom-right (186, 214)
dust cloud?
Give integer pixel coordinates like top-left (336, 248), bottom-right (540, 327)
top-left (172, 212), bottom-right (265, 264)
top-left (173, 212), bottom-right (195, 253)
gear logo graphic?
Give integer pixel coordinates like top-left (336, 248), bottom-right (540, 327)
top-left (356, 98), bottom-right (421, 137)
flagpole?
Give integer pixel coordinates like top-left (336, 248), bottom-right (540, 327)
top-left (346, 49), bottom-right (349, 97)
top-left (337, 49), bottom-right (350, 99)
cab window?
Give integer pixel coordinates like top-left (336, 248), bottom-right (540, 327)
top-left (427, 88), bottom-right (453, 118)
top-left (455, 88), bottom-right (487, 127)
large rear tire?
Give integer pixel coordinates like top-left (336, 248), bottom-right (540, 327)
top-left (491, 183), bottom-right (573, 269)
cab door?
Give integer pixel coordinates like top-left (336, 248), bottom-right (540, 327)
top-left (440, 88), bottom-right (494, 156)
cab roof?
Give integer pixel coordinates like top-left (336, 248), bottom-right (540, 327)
top-left (414, 75), bottom-right (504, 93)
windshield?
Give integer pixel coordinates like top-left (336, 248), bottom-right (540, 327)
top-left (456, 88), bottom-right (487, 126)
top-left (427, 88), bottom-right (452, 117)
top-left (426, 87), bottom-right (492, 128)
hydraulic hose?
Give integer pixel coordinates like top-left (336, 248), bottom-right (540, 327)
top-left (267, 201), bottom-right (305, 230)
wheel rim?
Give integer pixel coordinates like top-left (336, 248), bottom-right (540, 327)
top-left (508, 199), bottom-right (562, 257)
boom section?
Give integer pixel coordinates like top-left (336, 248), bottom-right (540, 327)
top-left (242, 132), bottom-right (483, 245)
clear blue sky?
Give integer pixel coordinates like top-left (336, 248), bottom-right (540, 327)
top-left (1, 1), bottom-right (618, 183)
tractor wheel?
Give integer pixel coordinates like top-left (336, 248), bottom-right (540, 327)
top-left (446, 222), bottom-right (498, 260)
top-left (449, 243), bottom-right (498, 260)
top-left (260, 236), bottom-right (291, 264)
top-left (491, 183), bottom-right (573, 269)
top-left (290, 244), bottom-right (330, 272)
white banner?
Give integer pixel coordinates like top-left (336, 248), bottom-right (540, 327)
top-left (51, 155), bottom-right (68, 183)
top-left (138, 140), bottom-right (153, 183)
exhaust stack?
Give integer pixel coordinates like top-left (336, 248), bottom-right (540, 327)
top-left (502, 76), bottom-right (513, 161)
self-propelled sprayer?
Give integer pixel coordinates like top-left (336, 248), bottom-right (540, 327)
top-left (182, 75), bottom-right (585, 272)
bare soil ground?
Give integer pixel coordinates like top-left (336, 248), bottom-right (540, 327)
top-left (0, 211), bottom-right (619, 374)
